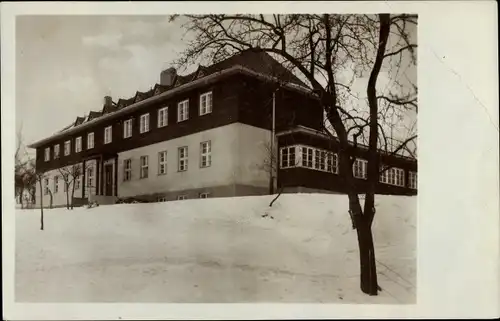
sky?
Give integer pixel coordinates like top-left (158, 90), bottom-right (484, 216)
top-left (16, 15), bottom-right (416, 157)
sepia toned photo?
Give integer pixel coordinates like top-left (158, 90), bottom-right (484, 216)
top-left (14, 13), bottom-right (419, 304)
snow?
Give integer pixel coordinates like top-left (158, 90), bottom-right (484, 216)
top-left (15, 193), bottom-right (416, 303)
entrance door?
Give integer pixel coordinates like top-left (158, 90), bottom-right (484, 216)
top-left (104, 164), bottom-right (113, 196)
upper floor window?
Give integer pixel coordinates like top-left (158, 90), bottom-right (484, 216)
top-left (53, 144), bottom-right (60, 159)
top-left (408, 171), bottom-right (417, 189)
top-left (158, 151), bottom-right (167, 175)
top-left (178, 100), bottom-right (189, 122)
top-left (327, 153), bottom-right (338, 174)
top-left (200, 141), bottom-right (212, 168)
top-left (158, 107), bottom-right (168, 128)
top-left (75, 137), bottom-right (82, 153)
top-left (87, 132), bottom-right (94, 149)
top-left (381, 166), bottom-right (405, 187)
top-left (140, 155), bottom-right (149, 179)
top-left (140, 113), bottom-right (150, 133)
top-left (301, 147), bottom-right (314, 168)
top-left (64, 140), bottom-right (71, 156)
top-left (353, 159), bottom-right (368, 179)
top-left (280, 146), bottom-right (297, 169)
top-left (178, 146), bottom-right (188, 171)
top-left (123, 159), bottom-right (132, 181)
top-left (199, 91), bottom-right (213, 116)
top-left (44, 147), bottom-right (50, 162)
top-left (123, 119), bottom-right (132, 138)
top-left (104, 126), bottom-right (112, 144)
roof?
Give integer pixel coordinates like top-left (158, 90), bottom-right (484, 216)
top-left (41, 49), bottom-right (309, 146)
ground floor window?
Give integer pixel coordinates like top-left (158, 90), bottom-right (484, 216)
top-left (177, 195), bottom-right (187, 200)
top-left (199, 192), bottom-right (210, 199)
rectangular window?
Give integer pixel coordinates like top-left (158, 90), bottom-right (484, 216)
top-left (199, 91), bottom-right (213, 115)
top-left (123, 159), bottom-right (132, 181)
top-left (44, 147), bottom-right (50, 161)
top-left (53, 145), bottom-right (60, 159)
top-left (140, 156), bottom-right (149, 179)
top-left (123, 119), bottom-right (132, 138)
top-left (280, 146), bottom-right (297, 169)
top-left (394, 168), bottom-right (405, 187)
top-left (326, 152), bottom-right (338, 174)
top-left (380, 166), bottom-right (389, 184)
top-left (104, 126), bottom-right (112, 144)
top-left (199, 192), bottom-right (210, 199)
top-left (177, 100), bottom-right (189, 122)
top-left (75, 176), bottom-right (81, 190)
top-left (353, 159), bottom-right (368, 179)
top-left (408, 171), bottom-right (417, 189)
top-left (87, 132), bottom-right (94, 149)
top-left (158, 197), bottom-right (167, 202)
top-left (177, 195), bottom-right (187, 201)
top-left (158, 151), bottom-right (167, 175)
top-left (44, 178), bottom-right (49, 195)
top-left (140, 113), bottom-right (150, 133)
top-left (75, 137), bottom-right (82, 153)
top-left (54, 176), bottom-right (59, 193)
top-left (301, 147), bottom-right (314, 168)
top-left (200, 141), bottom-right (212, 168)
top-left (158, 107), bottom-right (168, 128)
top-left (87, 168), bottom-right (94, 187)
top-left (178, 146), bottom-right (188, 171)
top-left (64, 140), bottom-right (71, 156)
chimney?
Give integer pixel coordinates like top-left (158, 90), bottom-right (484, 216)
top-left (160, 67), bottom-right (177, 86)
top-left (104, 95), bottom-right (113, 107)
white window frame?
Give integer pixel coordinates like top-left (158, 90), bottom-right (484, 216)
top-left (104, 126), bottom-right (112, 144)
top-left (158, 151), bottom-right (167, 175)
top-left (177, 100), bottom-right (189, 122)
top-left (327, 152), bottom-right (339, 174)
top-left (408, 171), bottom-right (417, 189)
top-left (54, 176), bottom-right (59, 193)
top-left (199, 91), bottom-right (213, 116)
top-left (140, 155), bottom-right (149, 179)
top-left (178, 146), bottom-right (188, 172)
top-left (301, 147), bottom-right (314, 168)
top-left (200, 141), bottom-right (212, 168)
top-left (53, 144), bottom-right (60, 159)
top-left (380, 166), bottom-right (389, 184)
top-left (123, 159), bottom-right (132, 182)
top-left (64, 140), bottom-right (71, 156)
top-left (87, 132), bottom-right (94, 149)
top-left (75, 176), bottom-right (81, 190)
top-left (280, 146), bottom-right (297, 169)
top-left (75, 136), bottom-right (82, 153)
top-left (394, 168), bottom-right (405, 187)
top-left (158, 107), bottom-right (168, 128)
top-left (87, 167), bottom-right (94, 187)
top-left (123, 119), bottom-right (132, 138)
top-left (44, 147), bottom-right (50, 161)
top-left (353, 159), bottom-right (368, 179)
top-left (199, 192), bottom-right (210, 199)
top-left (139, 113), bottom-right (150, 134)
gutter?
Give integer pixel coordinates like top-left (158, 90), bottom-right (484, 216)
top-left (27, 65), bottom-right (314, 149)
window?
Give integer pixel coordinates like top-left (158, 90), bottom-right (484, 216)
top-left (54, 176), bottom-right (59, 193)
top-left (140, 156), bottom-right (149, 179)
top-left (44, 178), bottom-right (49, 195)
top-left (200, 141), bottom-right (212, 168)
top-left (140, 113), bottom-right (150, 133)
top-left (104, 126), bottom-right (112, 144)
top-left (158, 107), bottom-right (168, 128)
top-left (327, 153), bottom-right (338, 173)
top-left (123, 159), bottom-right (132, 181)
top-left (64, 140), bottom-right (71, 156)
top-left (87, 168), bottom-right (94, 187)
top-left (280, 146), bottom-right (297, 169)
top-left (177, 100), bottom-right (189, 122)
top-left (75, 176), bottom-right (81, 190)
top-left (123, 119), bottom-right (132, 138)
top-left (53, 145), bottom-right (60, 159)
top-left (44, 148), bottom-right (50, 161)
top-left (178, 146), bottom-right (188, 171)
top-left (199, 192), bottom-right (210, 199)
top-left (75, 137), bottom-right (82, 153)
top-left (314, 150), bottom-right (327, 171)
top-left (380, 166), bottom-right (389, 184)
top-left (382, 167), bottom-right (406, 187)
top-left (301, 147), bottom-right (314, 168)
top-left (394, 168), bottom-right (405, 187)
top-left (158, 197), bottom-right (167, 202)
top-left (158, 151), bottom-right (167, 175)
top-left (199, 91), bottom-right (213, 115)
top-left (353, 159), bottom-right (368, 179)
top-left (408, 171), bottom-right (417, 189)
top-left (177, 195), bottom-right (187, 201)
top-left (87, 132), bottom-right (94, 149)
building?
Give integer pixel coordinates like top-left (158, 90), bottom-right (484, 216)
top-left (27, 49), bottom-right (417, 208)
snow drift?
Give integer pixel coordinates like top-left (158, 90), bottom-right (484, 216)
top-left (15, 193), bottom-right (416, 303)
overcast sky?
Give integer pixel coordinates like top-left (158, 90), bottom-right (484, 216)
top-left (16, 15), bottom-right (416, 156)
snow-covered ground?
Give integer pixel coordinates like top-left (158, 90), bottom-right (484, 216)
top-left (15, 193), bottom-right (416, 303)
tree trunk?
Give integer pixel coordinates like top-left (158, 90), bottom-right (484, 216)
top-left (38, 180), bottom-right (44, 230)
top-left (20, 187), bottom-right (24, 209)
top-left (268, 176), bottom-right (275, 195)
top-left (48, 189), bottom-right (53, 209)
top-left (356, 217), bottom-right (378, 295)
top-left (70, 179), bottom-right (76, 210)
top-left (269, 186), bottom-right (284, 207)
top-left (66, 185), bottom-right (70, 209)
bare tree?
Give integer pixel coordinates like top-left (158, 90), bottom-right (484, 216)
top-left (58, 163), bottom-right (86, 210)
top-left (34, 170), bottom-right (46, 230)
top-left (172, 14), bottom-right (417, 295)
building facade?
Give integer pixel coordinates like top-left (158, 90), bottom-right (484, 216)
top-left (28, 50), bottom-right (417, 208)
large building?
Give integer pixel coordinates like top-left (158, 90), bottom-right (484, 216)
top-left (28, 50), bottom-right (417, 208)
